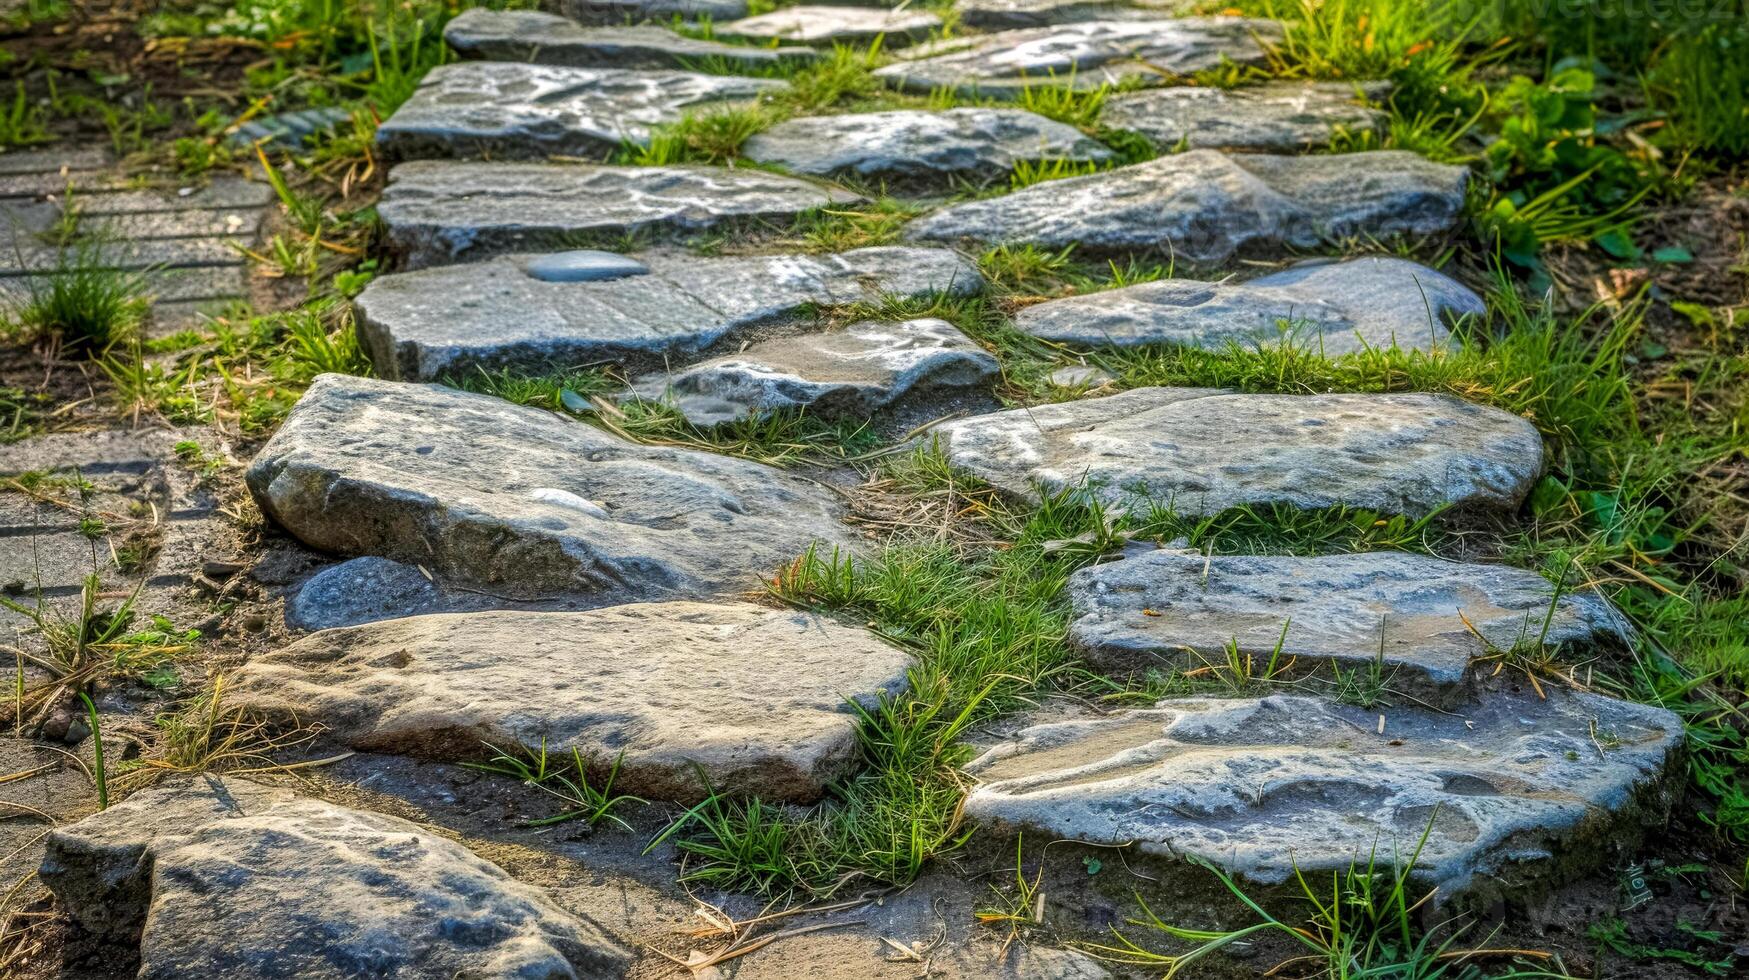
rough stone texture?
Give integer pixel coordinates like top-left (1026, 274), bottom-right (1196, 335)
top-left (40, 778), bottom-right (630, 978)
top-left (629, 318), bottom-right (1000, 425)
top-left (560, 0), bottom-right (747, 23)
top-left (922, 387), bottom-right (1544, 517)
top-left (378, 160), bottom-right (860, 267)
top-left (717, 5), bottom-right (941, 46)
top-left (245, 374), bottom-right (858, 604)
top-left (444, 9), bottom-right (816, 71)
top-left (1101, 81), bottom-right (1387, 152)
top-left (354, 246), bottom-right (982, 380)
top-left (964, 690), bottom-right (1683, 895)
top-left (874, 19), bottom-right (1280, 97)
top-left (741, 107), bottom-right (1112, 183)
top-left (904, 149), bottom-right (1468, 263)
top-left (233, 603), bottom-right (912, 802)
top-left (1013, 256), bottom-right (1485, 355)
top-left (957, 0), bottom-right (1191, 29)
top-left (376, 61), bottom-right (782, 161)
top-left (1066, 549), bottom-right (1630, 705)
top-left (286, 556), bottom-right (498, 631)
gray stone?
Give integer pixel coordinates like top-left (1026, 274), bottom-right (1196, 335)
top-left (717, 5), bottom-right (941, 46)
top-left (40, 778), bottom-right (630, 978)
top-left (1048, 364), bottom-right (1112, 388)
top-left (560, 0), bottom-right (747, 23)
top-left (1013, 257), bottom-right (1485, 355)
top-left (286, 556), bottom-right (487, 631)
top-left (904, 149), bottom-right (1468, 263)
top-left (956, 0), bottom-right (1192, 29)
top-left (525, 249), bottom-right (650, 282)
top-left (921, 387), bottom-right (1544, 517)
top-left (245, 374), bottom-right (858, 604)
top-left (741, 107), bottom-right (1111, 184)
top-left (964, 690), bottom-right (1682, 895)
top-left (444, 9), bottom-right (816, 72)
top-left (1101, 81), bottom-right (1387, 152)
top-left (233, 603), bottom-right (912, 802)
top-left (874, 19), bottom-right (1280, 97)
top-left (354, 246), bottom-right (981, 380)
top-left (376, 61), bottom-right (782, 161)
top-left (378, 160), bottom-right (861, 268)
top-left (629, 317), bottom-right (999, 425)
top-left (1066, 550), bottom-right (1630, 705)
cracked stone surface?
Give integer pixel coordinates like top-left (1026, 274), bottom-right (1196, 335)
top-left (740, 107), bottom-right (1112, 183)
top-left (963, 690), bottom-right (1683, 895)
top-left (874, 19), bottom-right (1280, 97)
top-left (232, 603), bottom-right (912, 802)
top-left (354, 246), bottom-right (981, 380)
top-left (904, 149), bottom-right (1468, 262)
top-left (921, 387), bottom-right (1545, 516)
top-left (717, 5), bottom-right (942, 46)
top-left (1101, 81), bottom-right (1388, 152)
top-left (957, 0), bottom-right (1193, 28)
top-left (629, 317), bottom-right (1000, 425)
top-left (41, 777), bottom-right (631, 979)
top-left (560, 0), bottom-right (747, 22)
top-left (1066, 549), bottom-right (1630, 705)
top-left (245, 375), bottom-right (858, 604)
top-left (378, 160), bottom-right (860, 267)
top-left (1013, 256), bottom-right (1485, 355)
top-left (444, 8), bottom-right (816, 71)
top-left (376, 61), bottom-right (783, 160)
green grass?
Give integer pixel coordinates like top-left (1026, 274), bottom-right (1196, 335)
top-left (620, 105), bottom-right (777, 166)
top-left (1, 241), bottom-right (149, 353)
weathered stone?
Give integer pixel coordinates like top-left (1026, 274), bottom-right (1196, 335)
top-left (741, 107), bottom-right (1111, 184)
top-left (1066, 550), bottom-right (1629, 705)
top-left (444, 9), bottom-right (816, 71)
top-left (1101, 81), bottom-right (1387, 152)
top-left (964, 690), bottom-right (1682, 896)
top-left (525, 249), bottom-right (650, 282)
top-left (287, 556), bottom-right (486, 631)
top-left (40, 778), bottom-right (630, 978)
top-left (1048, 364), bottom-right (1113, 388)
top-left (354, 246), bottom-right (981, 380)
top-left (1013, 257), bottom-right (1485, 355)
top-left (956, 0), bottom-right (1191, 29)
top-left (904, 149), bottom-right (1467, 263)
top-left (874, 19), bottom-right (1279, 97)
top-left (376, 61), bottom-right (782, 160)
top-left (629, 318), bottom-right (999, 425)
top-left (921, 387), bottom-right (1544, 516)
top-left (245, 374), bottom-right (857, 604)
top-left (718, 5), bottom-right (941, 46)
top-left (233, 603), bottom-right (912, 802)
top-left (378, 160), bottom-right (860, 267)
top-left (560, 0), bottom-right (747, 23)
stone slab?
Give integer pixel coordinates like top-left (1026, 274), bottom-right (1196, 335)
top-left (717, 5), bottom-right (941, 46)
top-left (956, 0), bottom-right (1191, 29)
top-left (560, 0), bottom-right (748, 23)
top-left (445, 9), bottom-right (817, 71)
top-left (1101, 81), bottom-right (1387, 152)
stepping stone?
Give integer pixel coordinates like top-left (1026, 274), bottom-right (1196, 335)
top-left (922, 387), bottom-right (1544, 517)
top-left (957, 0), bottom-right (1191, 29)
top-left (963, 690), bottom-right (1682, 895)
top-left (628, 317), bottom-right (1000, 425)
top-left (716, 5), bottom-right (942, 46)
top-left (740, 107), bottom-right (1112, 184)
top-left (904, 149), bottom-right (1467, 263)
top-left (233, 603), bottom-right (912, 802)
top-left (874, 19), bottom-right (1280, 97)
top-left (1014, 256), bottom-right (1484, 355)
top-left (378, 160), bottom-right (861, 268)
top-left (562, 0), bottom-right (748, 22)
top-left (41, 778), bottom-right (630, 979)
top-left (444, 9), bottom-right (816, 71)
top-left (354, 246), bottom-right (981, 380)
top-left (246, 375), bottom-right (858, 604)
top-left (1101, 81), bottom-right (1387, 152)
top-left (1066, 550), bottom-right (1628, 706)
top-left (376, 61), bottom-right (782, 161)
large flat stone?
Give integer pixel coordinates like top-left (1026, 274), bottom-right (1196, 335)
top-left (444, 9), bottom-right (816, 71)
top-left (921, 387), bottom-right (1544, 517)
top-left (874, 19), bottom-right (1279, 97)
top-left (1067, 550), bottom-right (1629, 705)
top-left (1101, 81), bottom-right (1387, 152)
top-left (717, 5), bottom-right (941, 46)
top-left (561, 0), bottom-right (747, 23)
top-left (41, 778), bottom-right (630, 978)
top-left (376, 61), bottom-right (782, 160)
top-left (1013, 257), bottom-right (1485, 355)
top-left (245, 374), bottom-right (857, 604)
top-left (904, 149), bottom-right (1467, 263)
top-left (233, 603), bottom-right (912, 802)
top-left (964, 690), bottom-right (1682, 896)
top-left (740, 107), bottom-right (1111, 184)
top-left (956, 0), bottom-right (1191, 29)
top-left (378, 160), bottom-right (860, 267)
top-left (354, 246), bottom-right (981, 380)
top-left (629, 317), bottom-right (999, 425)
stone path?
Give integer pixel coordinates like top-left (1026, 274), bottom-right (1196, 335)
top-left (1100, 81), bottom-right (1388, 152)
top-left (444, 8), bottom-right (816, 70)
top-left (716, 5), bottom-right (942, 46)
